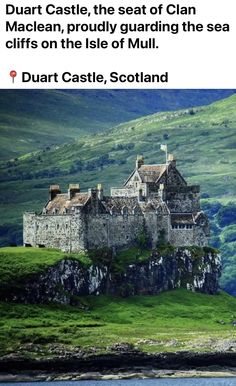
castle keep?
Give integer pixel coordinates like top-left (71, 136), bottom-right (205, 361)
top-left (23, 154), bottom-right (209, 252)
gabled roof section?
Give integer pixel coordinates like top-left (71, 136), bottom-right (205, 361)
top-left (124, 169), bottom-right (142, 186)
top-left (44, 192), bottom-right (89, 214)
top-left (138, 164), bottom-right (167, 183)
top-left (171, 213), bottom-right (194, 224)
top-left (124, 164), bottom-right (167, 186)
top-left (102, 196), bottom-right (140, 214)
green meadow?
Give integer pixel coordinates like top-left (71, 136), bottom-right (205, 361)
top-left (0, 246), bottom-right (235, 358)
top-left (1, 289), bottom-right (236, 358)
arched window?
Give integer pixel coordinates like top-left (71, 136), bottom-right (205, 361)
top-left (121, 206), bottom-right (128, 216)
top-left (133, 205), bottom-right (139, 215)
top-left (110, 205), bottom-right (115, 215)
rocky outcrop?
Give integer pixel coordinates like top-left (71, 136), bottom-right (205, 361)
top-left (0, 351), bottom-right (236, 375)
top-left (1, 248), bottom-right (221, 304)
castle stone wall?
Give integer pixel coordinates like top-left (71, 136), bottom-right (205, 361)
top-left (23, 212), bottom-right (86, 252)
top-left (170, 227), bottom-right (195, 246)
top-left (166, 188), bottom-right (200, 213)
top-left (143, 213), bottom-right (170, 248)
top-left (193, 226), bottom-right (209, 247)
top-left (86, 214), bottom-right (144, 249)
top-left (23, 213), bottom-right (37, 246)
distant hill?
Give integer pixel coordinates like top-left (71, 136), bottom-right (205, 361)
top-left (1, 93), bottom-right (235, 198)
top-left (0, 93), bottom-right (236, 295)
top-left (0, 89), bottom-right (235, 159)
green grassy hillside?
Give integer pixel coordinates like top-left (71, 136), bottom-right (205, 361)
top-left (0, 90), bottom-right (234, 160)
top-left (0, 247), bottom-right (91, 289)
top-left (1, 289), bottom-right (236, 357)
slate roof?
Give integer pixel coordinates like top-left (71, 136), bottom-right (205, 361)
top-left (138, 164), bottom-right (167, 183)
top-left (140, 198), bottom-right (168, 214)
top-left (102, 197), bottom-right (141, 214)
top-left (44, 193), bottom-right (89, 214)
top-left (171, 213), bottom-right (194, 224)
top-left (124, 164), bottom-right (167, 185)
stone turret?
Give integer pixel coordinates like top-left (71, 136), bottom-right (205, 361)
top-left (97, 184), bottom-right (104, 200)
top-left (158, 183), bottom-right (165, 199)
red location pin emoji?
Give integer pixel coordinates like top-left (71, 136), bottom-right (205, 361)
top-left (10, 70), bottom-right (17, 84)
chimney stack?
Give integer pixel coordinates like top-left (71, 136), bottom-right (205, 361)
top-left (68, 184), bottom-right (80, 199)
top-left (136, 155), bottom-right (144, 169)
top-left (158, 183), bottom-right (165, 199)
top-left (49, 185), bottom-right (61, 201)
top-left (167, 154), bottom-right (176, 167)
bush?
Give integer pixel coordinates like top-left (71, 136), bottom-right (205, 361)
top-left (216, 203), bottom-right (236, 227)
top-left (222, 225), bottom-right (236, 243)
top-left (157, 229), bottom-right (167, 247)
top-left (137, 231), bottom-right (149, 250)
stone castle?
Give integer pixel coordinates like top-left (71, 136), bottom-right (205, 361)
top-left (23, 154), bottom-right (209, 252)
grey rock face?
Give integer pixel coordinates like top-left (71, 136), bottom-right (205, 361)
top-left (2, 249), bottom-right (221, 304)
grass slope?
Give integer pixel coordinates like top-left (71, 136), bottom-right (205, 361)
top-left (0, 247), bottom-right (90, 289)
top-left (0, 90), bottom-right (234, 160)
top-left (0, 246), bottom-right (232, 358)
top-left (1, 290), bottom-right (236, 357)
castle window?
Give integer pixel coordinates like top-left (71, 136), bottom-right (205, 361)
top-left (110, 206), bottom-right (115, 216)
top-left (45, 224), bottom-right (48, 230)
top-left (133, 206), bottom-right (139, 215)
top-left (57, 224), bottom-right (59, 229)
top-left (126, 235), bottom-right (129, 240)
top-left (65, 224), bottom-right (68, 229)
top-left (36, 224), bottom-right (39, 230)
top-left (121, 206), bottom-right (128, 216)
top-left (172, 224), bottom-right (178, 229)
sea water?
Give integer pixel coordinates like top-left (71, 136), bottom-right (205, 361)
top-left (2, 379), bottom-right (236, 386)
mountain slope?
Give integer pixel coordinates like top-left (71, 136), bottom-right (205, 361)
top-left (1, 94), bottom-right (235, 198)
top-left (0, 89), bottom-right (235, 160)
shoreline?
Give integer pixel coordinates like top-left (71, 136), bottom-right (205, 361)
top-left (1, 369), bottom-right (236, 382)
top-left (1, 351), bottom-right (236, 382)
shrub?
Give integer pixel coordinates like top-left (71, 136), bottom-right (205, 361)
top-left (216, 203), bottom-right (236, 227)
